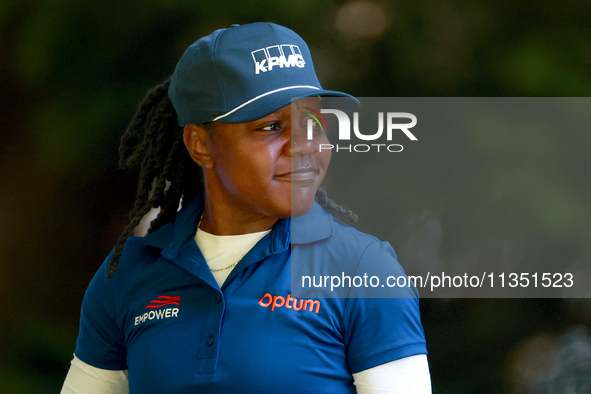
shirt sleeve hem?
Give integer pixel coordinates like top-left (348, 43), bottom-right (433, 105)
top-left (75, 349), bottom-right (128, 371)
top-left (348, 342), bottom-right (428, 374)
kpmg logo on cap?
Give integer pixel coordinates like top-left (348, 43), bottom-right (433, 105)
top-left (251, 44), bottom-right (306, 74)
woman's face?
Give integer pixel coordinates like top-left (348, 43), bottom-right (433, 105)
top-left (197, 97), bottom-right (331, 221)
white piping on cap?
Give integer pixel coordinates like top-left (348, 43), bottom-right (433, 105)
top-left (212, 85), bottom-right (320, 122)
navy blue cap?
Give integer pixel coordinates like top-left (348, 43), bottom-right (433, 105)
top-left (168, 22), bottom-right (358, 126)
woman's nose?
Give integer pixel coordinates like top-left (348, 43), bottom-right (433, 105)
top-left (288, 122), bottom-right (319, 156)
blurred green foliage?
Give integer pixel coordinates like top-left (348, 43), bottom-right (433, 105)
top-left (1, 0), bottom-right (591, 392)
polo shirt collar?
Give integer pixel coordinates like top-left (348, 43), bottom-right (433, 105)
top-left (142, 193), bottom-right (204, 250)
top-left (141, 194), bottom-right (291, 285)
top-left (290, 201), bottom-right (333, 244)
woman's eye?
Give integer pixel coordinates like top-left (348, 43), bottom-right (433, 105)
top-left (261, 123), bottom-right (281, 131)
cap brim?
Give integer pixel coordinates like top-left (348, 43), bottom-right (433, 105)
top-left (215, 88), bottom-right (360, 124)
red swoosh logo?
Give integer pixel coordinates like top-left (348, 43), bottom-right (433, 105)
top-left (145, 295), bottom-right (181, 309)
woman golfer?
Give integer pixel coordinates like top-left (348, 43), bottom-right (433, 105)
top-left (62, 22), bottom-right (431, 393)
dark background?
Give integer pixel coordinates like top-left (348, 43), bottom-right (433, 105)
top-left (1, 0), bottom-right (590, 392)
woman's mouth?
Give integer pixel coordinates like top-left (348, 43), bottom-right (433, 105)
top-left (275, 167), bottom-right (318, 182)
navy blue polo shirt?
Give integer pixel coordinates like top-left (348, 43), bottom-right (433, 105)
top-left (75, 194), bottom-right (427, 393)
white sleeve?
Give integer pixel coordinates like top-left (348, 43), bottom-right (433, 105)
top-left (352, 354), bottom-right (432, 394)
top-left (61, 355), bottom-right (129, 394)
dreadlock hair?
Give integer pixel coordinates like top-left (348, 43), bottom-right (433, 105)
top-left (315, 187), bottom-right (358, 223)
top-left (108, 77), bottom-right (202, 278)
top-left (108, 78), bottom-right (357, 278)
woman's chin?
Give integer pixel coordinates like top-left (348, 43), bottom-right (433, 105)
top-left (289, 190), bottom-right (317, 218)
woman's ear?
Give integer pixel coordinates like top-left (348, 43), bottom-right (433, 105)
top-left (183, 124), bottom-right (213, 168)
